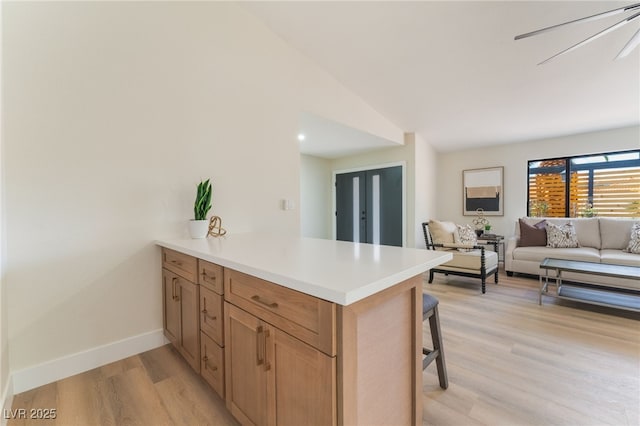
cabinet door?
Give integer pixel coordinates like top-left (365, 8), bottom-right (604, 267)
top-left (178, 279), bottom-right (200, 373)
top-left (225, 304), bottom-right (268, 426)
top-left (162, 269), bottom-right (180, 347)
top-left (267, 329), bottom-right (336, 426)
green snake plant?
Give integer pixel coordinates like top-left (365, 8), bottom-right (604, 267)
top-left (194, 179), bottom-right (212, 220)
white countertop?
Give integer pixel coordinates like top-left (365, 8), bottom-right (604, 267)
top-left (156, 233), bottom-right (451, 305)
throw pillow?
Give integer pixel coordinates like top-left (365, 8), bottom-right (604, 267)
top-left (624, 222), bottom-right (640, 254)
top-left (519, 219), bottom-right (547, 247)
top-left (546, 222), bottom-right (580, 248)
top-left (455, 224), bottom-right (477, 251)
top-left (428, 220), bottom-right (458, 244)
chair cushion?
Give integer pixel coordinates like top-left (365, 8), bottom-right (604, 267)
top-left (441, 249), bottom-right (498, 270)
top-left (455, 224), bottom-right (477, 251)
top-left (422, 293), bottom-right (439, 313)
top-left (429, 220), bottom-right (458, 244)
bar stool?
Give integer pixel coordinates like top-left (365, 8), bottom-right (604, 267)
top-left (422, 293), bottom-right (448, 389)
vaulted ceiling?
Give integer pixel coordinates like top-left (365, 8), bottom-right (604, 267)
top-left (245, 1), bottom-right (640, 154)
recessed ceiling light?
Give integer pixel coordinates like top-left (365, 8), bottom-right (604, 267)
top-left (297, 133), bottom-right (306, 141)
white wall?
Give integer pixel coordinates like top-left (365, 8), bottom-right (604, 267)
top-left (331, 133), bottom-right (416, 247)
top-left (436, 126), bottom-right (640, 237)
top-left (0, 0), bottom-right (10, 412)
top-left (3, 2), bottom-right (404, 375)
top-left (300, 155), bottom-right (332, 239)
top-left (413, 133), bottom-right (439, 248)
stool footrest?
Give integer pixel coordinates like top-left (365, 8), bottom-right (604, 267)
top-left (422, 348), bottom-right (440, 370)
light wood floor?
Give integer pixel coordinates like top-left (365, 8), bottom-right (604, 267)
top-left (9, 269), bottom-right (640, 426)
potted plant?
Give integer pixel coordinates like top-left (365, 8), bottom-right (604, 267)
top-left (189, 179), bottom-right (212, 239)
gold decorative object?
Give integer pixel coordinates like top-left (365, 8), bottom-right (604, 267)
top-left (208, 216), bottom-right (227, 237)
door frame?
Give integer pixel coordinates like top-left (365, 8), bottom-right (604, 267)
top-left (332, 161), bottom-right (407, 247)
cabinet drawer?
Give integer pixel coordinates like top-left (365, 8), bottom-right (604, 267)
top-left (198, 259), bottom-right (223, 294)
top-left (162, 248), bottom-right (197, 282)
top-left (200, 332), bottom-right (224, 398)
top-left (225, 269), bottom-right (336, 356)
top-left (200, 286), bottom-right (223, 345)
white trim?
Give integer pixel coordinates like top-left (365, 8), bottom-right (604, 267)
top-left (1, 375), bottom-right (13, 426)
top-left (332, 161), bottom-right (407, 246)
top-left (11, 329), bottom-right (167, 394)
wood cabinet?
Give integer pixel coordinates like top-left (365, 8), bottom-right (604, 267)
top-left (162, 249), bottom-right (227, 396)
top-left (225, 303), bottom-right (335, 426)
top-left (198, 259), bottom-right (225, 397)
top-left (268, 326), bottom-right (336, 426)
top-left (160, 244), bottom-right (423, 425)
top-left (224, 269), bottom-right (337, 425)
top-left (162, 268), bottom-right (200, 372)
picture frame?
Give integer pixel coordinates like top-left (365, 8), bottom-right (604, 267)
top-left (463, 166), bottom-right (504, 216)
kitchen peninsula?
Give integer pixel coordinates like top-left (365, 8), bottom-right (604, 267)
top-left (156, 234), bottom-right (452, 426)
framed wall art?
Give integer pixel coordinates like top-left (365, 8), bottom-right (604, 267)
top-left (463, 166), bottom-right (503, 216)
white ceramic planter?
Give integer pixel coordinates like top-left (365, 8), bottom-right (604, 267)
top-left (188, 219), bottom-right (209, 239)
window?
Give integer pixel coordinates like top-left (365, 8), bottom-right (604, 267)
top-left (528, 150), bottom-right (640, 218)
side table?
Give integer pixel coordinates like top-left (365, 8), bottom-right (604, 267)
top-left (476, 235), bottom-right (505, 263)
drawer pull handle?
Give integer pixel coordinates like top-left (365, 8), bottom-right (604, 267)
top-left (202, 271), bottom-right (216, 281)
top-left (202, 355), bottom-right (218, 371)
top-left (251, 295), bottom-right (278, 309)
top-left (201, 308), bottom-right (217, 321)
top-left (171, 277), bottom-right (178, 301)
top-left (263, 329), bottom-right (271, 372)
top-left (256, 326), bottom-right (264, 366)
top-left (170, 260), bottom-right (183, 266)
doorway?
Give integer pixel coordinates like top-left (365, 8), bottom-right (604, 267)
top-left (335, 165), bottom-right (403, 247)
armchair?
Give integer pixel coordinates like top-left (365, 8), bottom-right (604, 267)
top-left (422, 221), bottom-right (499, 294)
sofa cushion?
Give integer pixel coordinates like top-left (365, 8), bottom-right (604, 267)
top-left (515, 217), bottom-right (600, 248)
top-left (572, 218), bottom-right (601, 249)
top-left (429, 220), bottom-right (458, 244)
top-left (443, 249), bottom-right (498, 270)
top-left (515, 217), bottom-right (543, 237)
top-left (546, 222), bottom-right (579, 248)
top-left (600, 218), bottom-right (635, 250)
top-left (624, 222), bottom-right (640, 254)
top-left (600, 249), bottom-right (640, 267)
top-left (512, 246), bottom-right (601, 264)
top-left (519, 219), bottom-right (547, 247)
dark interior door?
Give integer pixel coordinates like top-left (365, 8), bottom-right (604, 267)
top-left (336, 171), bottom-right (366, 243)
top-left (336, 166), bottom-right (403, 247)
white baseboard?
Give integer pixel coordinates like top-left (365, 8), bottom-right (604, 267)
top-left (1, 375), bottom-right (13, 426)
top-left (11, 329), bottom-right (168, 395)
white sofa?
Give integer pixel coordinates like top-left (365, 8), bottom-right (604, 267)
top-left (505, 217), bottom-right (640, 291)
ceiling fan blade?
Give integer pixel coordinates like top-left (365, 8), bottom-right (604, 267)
top-left (538, 10), bottom-right (640, 65)
top-left (515, 2), bottom-right (640, 40)
top-left (616, 27), bottom-right (640, 58)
